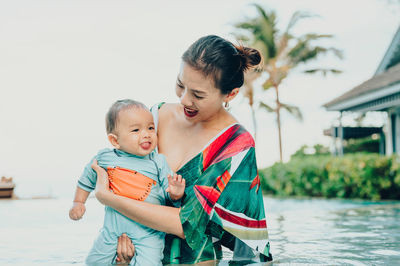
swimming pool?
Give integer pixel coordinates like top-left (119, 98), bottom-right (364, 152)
top-left (264, 197), bottom-right (400, 265)
top-left (0, 196), bottom-right (399, 265)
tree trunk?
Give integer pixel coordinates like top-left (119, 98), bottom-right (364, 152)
top-left (251, 105), bottom-right (257, 144)
top-left (274, 86), bottom-right (283, 162)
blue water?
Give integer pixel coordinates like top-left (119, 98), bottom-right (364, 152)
top-left (0, 196), bottom-right (399, 265)
top-left (264, 197), bottom-right (400, 265)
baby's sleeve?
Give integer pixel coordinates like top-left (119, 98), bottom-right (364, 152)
top-left (77, 156), bottom-right (97, 192)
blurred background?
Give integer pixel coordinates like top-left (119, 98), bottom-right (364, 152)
top-left (1, 0), bottom-right (398, 199)
top-left (1, 1), bottom-right (400, 265)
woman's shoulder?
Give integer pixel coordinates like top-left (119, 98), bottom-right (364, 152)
top-left (157, 102), bottom-right (179, 112)
top-left (150, 102), bottom-right (177, 123)
top-left (226, 123), bottom-right (253, 139)
top-left (218, 123), bottom-right (255, 149)
top-left (157, 103), bottom-right (181, 121)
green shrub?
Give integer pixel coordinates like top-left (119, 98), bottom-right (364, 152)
top-left (259, 153), bottom-right (400, 200)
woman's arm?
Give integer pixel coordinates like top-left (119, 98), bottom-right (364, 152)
top-left (92, 160), bottom-right (185, 239)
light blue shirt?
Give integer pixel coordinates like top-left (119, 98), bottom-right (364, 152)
top-left (78, 148), bottom-right (177, 266)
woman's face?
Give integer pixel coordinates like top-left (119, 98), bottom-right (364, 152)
top-left (175, 62), bottom-right (227, 123)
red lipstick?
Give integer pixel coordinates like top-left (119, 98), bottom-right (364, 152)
top-left (184, 107), bottom-right (198, 118)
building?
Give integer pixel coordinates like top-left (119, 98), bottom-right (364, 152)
top-left (323, 26), bottom-right (400, 155)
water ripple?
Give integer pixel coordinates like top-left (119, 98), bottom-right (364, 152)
top-left (265, 197), bottom-right (400, 265)
top-left (1, 197), bottom-right (399, 265)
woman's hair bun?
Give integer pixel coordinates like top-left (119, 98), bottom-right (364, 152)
top-left (235, 45), bottom-right (262, 71)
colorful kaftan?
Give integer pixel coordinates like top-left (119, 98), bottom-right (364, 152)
top-left (154, 106), bottom-right (272, 264)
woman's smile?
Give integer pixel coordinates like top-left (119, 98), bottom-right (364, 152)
top-left (183, 106), bottom-right (198, 118)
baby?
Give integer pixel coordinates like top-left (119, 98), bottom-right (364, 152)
top-left (69, 99), bottom-right (185, 266)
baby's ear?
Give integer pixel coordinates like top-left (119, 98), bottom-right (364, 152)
top-left (107, 133), bottom-right (120, 149)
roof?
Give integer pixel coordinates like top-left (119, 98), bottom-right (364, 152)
top-left (323, 62), bottom-right (400, 109)
top-left (324, 25), bottom-right (400, 111)
top-left (375, 26), bottom-right (400, 74)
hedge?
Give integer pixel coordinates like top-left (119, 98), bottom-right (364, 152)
top-left (259, 153), bottom-right (400, 200)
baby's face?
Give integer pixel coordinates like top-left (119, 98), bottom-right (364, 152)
top-left (114, 107), bottom-right (157, 156)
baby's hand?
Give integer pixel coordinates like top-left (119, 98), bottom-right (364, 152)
top-left (166, 174), bottom-right (185, 201)
top-left (69, 202), bottom-right (86, 220)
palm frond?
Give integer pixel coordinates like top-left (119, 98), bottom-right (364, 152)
top-left (290, 46), bottom-right (341, 66)
top-left (285, 11), bottom-right (317, 33)
top-left (287, 32), bottom-right (344, 65)
top-left (235, 21), bottom-right (257, 31)
top-left (259, 101), bottom-right (275, 113)
top-left (300, 33), bottom-right (333, 41)
top-left (232, 32), bottom-right (251, 43)
top-left (234, 5), bottom-right (281, 61)
top-left (280, 103), bottom-right (303, 121)
top-left (262, 78), bottom-right (274, 91)
top-left (329, 47), bottom-right (344, 59)
top-left (252, 5), bottom-right (278, 60)
top-left (252, 4), bottom-right (276, 26)
top-left (287, 41), bottom-right (307, 62)
top-left (304, 68), bottom-right (342, 76)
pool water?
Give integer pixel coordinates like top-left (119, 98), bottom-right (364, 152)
top-left (0, 196), bottom-right (399, 265)
top-left (264, 197), bottom-right (400, 265)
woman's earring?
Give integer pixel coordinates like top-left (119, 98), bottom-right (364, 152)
top-left (224, 101), bottom-right (229, 108)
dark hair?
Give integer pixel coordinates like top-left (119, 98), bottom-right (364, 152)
top-left (182, 35), bottom-right (262, 94)
top-left (105, 99), bottom-right (147, 134)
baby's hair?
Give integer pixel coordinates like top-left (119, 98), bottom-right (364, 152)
top-left (106, 99), bottom-right (148, 134)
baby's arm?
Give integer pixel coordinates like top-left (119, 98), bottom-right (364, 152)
top-left (70, 155), bottom-right (99, 220)
top-left (166, 173), bottom-right (185, 201)
top-left (69, 187), bottom-right (90, 220)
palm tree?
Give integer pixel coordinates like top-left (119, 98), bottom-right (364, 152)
top-left (235, 4), bottom-right (343, 162)
top-left (242, 67), bottom-right (262, 142)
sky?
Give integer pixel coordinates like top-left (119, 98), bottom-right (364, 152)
top-left (1, 0), bottom-right (399, 198)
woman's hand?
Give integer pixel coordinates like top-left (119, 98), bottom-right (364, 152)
top-left (91, 159), bottom-right (111, 204)
top-left (116, 233), bottom-right (135, 264)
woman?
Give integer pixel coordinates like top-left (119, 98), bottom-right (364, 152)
top-left (93, 35), bottom-right (272, 264)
